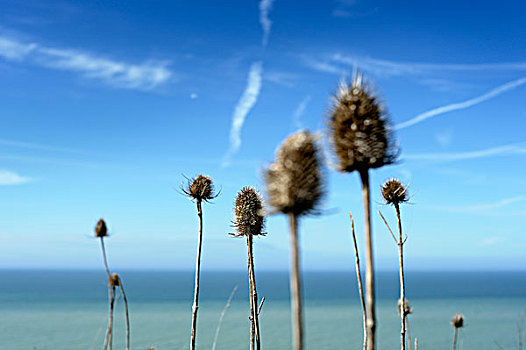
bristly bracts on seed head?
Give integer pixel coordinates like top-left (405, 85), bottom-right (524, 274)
top-left (182, 174), bottom-right (220, 202)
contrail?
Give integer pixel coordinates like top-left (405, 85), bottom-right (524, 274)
top-left (395, 77), bottom-right (526, 130)
top-left (404, 143), bottom-right (526, 161)
top-left (259, 0), bottom-right (275, 46)
top-left (293, 96), bottom-right (311, 129)
top-left (223, 62), bottom-right (263, 166)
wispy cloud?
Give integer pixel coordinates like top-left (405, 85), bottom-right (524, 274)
top-left (396, 77), bottom-right (526, 130)
top-left (0, 35), bottom-right (172, 90)
top-left (404, 143), bottom-right (526, 162)
top-left (0, 138), bottom-right (85, 154)
top-left (292, 95), bottom-right (311, 129)
top-left (432, 196), bottom-right (525, 213)
top-left (223, 62), bottom-right (263, 166)
top-left (479, 236), bottom-right (504, 246)
top-left (0, 170), bottom-right (32, 185)
top-left (259, 0), bottom-right (275, 46)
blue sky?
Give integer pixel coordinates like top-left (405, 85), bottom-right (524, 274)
top-left (0, 0), bottom-right (525, 271)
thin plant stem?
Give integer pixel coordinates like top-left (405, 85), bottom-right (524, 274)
top-left (100, 237), bottom-right (111, 279)
top-left (103, 285), bottom-right (116, 350)
top-left (359, 169), bottom-right (376, 350)
top-left (190, 200), bottom-right (203, 350)
top-left (211, 285), bottom-right (238, 350)
top-left (406, 318), bottom-right (412, 350)
top-left (118, 278), bottom-right (131, 350)
top-left (452, 328), bottom-right (458, 350)
top-left (349, 212), bottom-right (368, 350)
top-left (247, 233), bottom-right (261, 350)
top-left (288, 213), bottom-right (303, 350)
top-left (395, 203), bottom-right (407, 350)
top-left (414, 338), bottom-right (418, 350)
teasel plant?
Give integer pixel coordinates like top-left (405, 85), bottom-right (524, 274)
top-left (181, 175), bottom-right (220, 350)
top-left (230, 187), bottom-right (266, 350)
top-left (378, 178), bottom-right (410, 350)
top-left (349, 212), bottom-right (367, 350)
top-left (397, 298), bottom-right (413, 350)
top-left (451, 313), bottom-right (464, 350)
top-left (328, 72), bottom-right (396, 350)
top-left (265, 130), bottom-right (324, 350)
top-left (95, 219), bottom-right (131, 350)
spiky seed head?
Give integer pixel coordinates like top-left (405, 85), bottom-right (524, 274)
top-left (95, 218), bottom-right (108, 238)
top-left (109, 273), bottom-right (120, 287)
top-left (182, 174), bottom-right (219, 202)
top-left (328, 73), bottom-right (396, 173)
top-left (265, 130), bottom-right (324, 216)
top-left (233, 187), bottom-right (265, 237)
top-left (382, 178), bottom-right (408, 205)
top-left (397, 298), bottom-right (413, 316)
top-left (451, 313), bottom-right (464, 328)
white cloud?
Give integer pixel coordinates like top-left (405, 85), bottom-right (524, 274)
top-left (293, 95), bottom-right (311, 129)
top-left (396, 77), bottom-right (526, 130)
top-left (479, 237), bottom-right (504, 246)
top-left (435, 129), bottom-right (453, 148)
top-left (259, 0), bottom-right (275, 46)
top-left (0, 35), bottom-right (172, 90)
top-left (0, 170), bottom-right (32, 185)
top-left (223, 62), bottom-right (263, 166)
top-left (190, 93), bottom-right (198, 99)
top-left (404, 143), bottom-right (526, 162)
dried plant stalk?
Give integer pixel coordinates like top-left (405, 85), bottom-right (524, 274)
top-left (190, 200), bottom-right (203, 350)
top-left (103, 284), bottom-right (116, 350)
top-left (288, 213), bottom-right (304, 350)
top-left (349, 212), bottom-right (367, 350)
top-left (212, 285), bottom-right (238, 350)
top-left (247, 233), bottom-right (261, 350)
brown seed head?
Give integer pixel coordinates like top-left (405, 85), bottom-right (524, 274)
top-left (397, 298), bottom-right (413, 316)
top-left (265, 130), bottom-right (324, 216)
top-left (382, 178), bottom-right (408, 206)
top-left (328, 73), bottom-right (396, 173)
top-left (109, 273), bottom-right (120, 287)
top-left (182, 174), bottom-right (219, 202)
top-left (95, 218), bottom-right (108, 238)
top-left (232, 187), bottom-right (265, 237)
top-left (451, 313), bottom-right (464, 328)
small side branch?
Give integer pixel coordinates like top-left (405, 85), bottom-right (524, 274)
top-left (377, 210), bottom-right (398, 245)
top-left (258, 297), bottom-right (266, 316)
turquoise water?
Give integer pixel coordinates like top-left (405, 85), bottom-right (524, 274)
top-left (1, 270), bottom-right (525, 349)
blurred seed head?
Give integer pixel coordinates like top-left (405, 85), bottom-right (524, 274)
top-left (328, 73), bottom-right (396, 173)
top-left (265, 130), bottom-right (324, 216)
top-left (95, 218), bottom-right (108, 238)
top-left (382, 178), bottom-right (408, 206)
top-left (232, 187), bottom-right (265, 237)
top-left (451, 313), bottom-right (464, 328)
top-left (182, 174), bottom-right (219, 202)
top-left (109, 273), bottom-right (120, 287)
top-left (397, 298), bottom-right (413, 316)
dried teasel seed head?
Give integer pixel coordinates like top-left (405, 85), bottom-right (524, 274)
top-left (265, 130), bottom-right (324, 216)
top-left (182, 174), bottom-right (219, 202)
top-left (328, 73), bottom-right (396, 173)
top-left (451, 313), bottom-right (464, 328)
top-left (232, 187), bottom-right (265, 237)
top-left (95, 218), bottom-right (108, 238)
top-left (109, 273), bottom-right (120, 287)
top-left (397, 298), bottom-right (413, 316)
top-left (381, 178), bottom-right (408, 206)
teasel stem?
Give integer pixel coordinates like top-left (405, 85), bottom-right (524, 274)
top-left (190, 200), bottom-right (203, 350)
top-left (359, 169), bottom-right (376, 350)
top-left (103, 284), bottom-right (116, 350)
top-left (100, 237), bottom-right (111, 280)
top-left (119, 279), bottom-right (131, 350)
top-left (247, 233), bottom-right (261, 350)
top-left (349, 212), bottom-right (367, 350)
top-left (212, 285), bottom-right (238, 350)
top-left (395, 203), bottom-right (407, 350)
top-left (414, 338), bottom-right (418, 350)
top-left (452, 327), bottom-right (458, 350)
top-left (406, 318), bottom-right (412, 350)
top-left (288, 213), bottom-right (304, 350)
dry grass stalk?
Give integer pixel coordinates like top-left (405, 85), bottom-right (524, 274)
top-left (451, 313), bottom-right (464, 350)
top-left (182, 174), bottom-right (219, 350)
top-left (380, 178), bottom-right (409, 350)
top-left (328, 73), bottom-right (396, 350)
top-left (349, 212), bottom-right (367, 350)
top-left (265, 130), bottom-right (324, 350)
top-left (211, 285), bottom-right (238, 350)
top-left (232, 187), bottom-right (265, 350)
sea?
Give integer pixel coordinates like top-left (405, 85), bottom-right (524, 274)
top-left (1, 270), bottom-right (525, 349)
